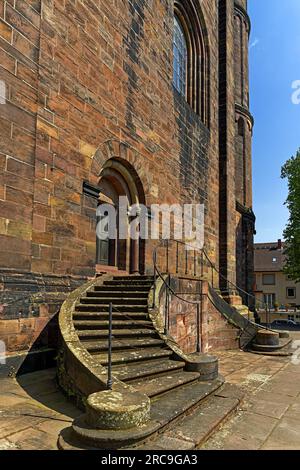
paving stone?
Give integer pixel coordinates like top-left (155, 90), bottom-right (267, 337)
top-left (246, 398), bottom-right (289, 420)
top-left (0, 415), bottom-right (45, 439)
top-left (261, 417), bottom-right (300, 450)
top-left (0, 393), bottom-right (34, 409)
top-left (36, 418), bottom-right (72, 437)
top-left (204, 432), bottom-right (263, 450)
top-left (260, 381), bottom-right (300, 398)
top-left (284, 403), bottom-right (300, 421)
top-left (137, 435), bottom-right (195, 450)
top-left (217, 411), bottom-right (277, 443)
top-left (252, 390), bottom-right (295, 404)
top-left (7, 427), bottom-right (59, 451)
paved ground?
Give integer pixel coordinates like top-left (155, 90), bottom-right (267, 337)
top-left (202, 331), bottom-right (300, 450)
top-left (0, 369), bottom-right (81, 450)
top-left (0, 332), bottom-right (299, 450)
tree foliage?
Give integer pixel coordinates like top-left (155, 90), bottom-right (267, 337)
top-left (281, 149), bottom-right (300, 283)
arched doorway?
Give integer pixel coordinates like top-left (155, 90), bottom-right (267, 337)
top-left (96, 158), bottom-right (146, 274)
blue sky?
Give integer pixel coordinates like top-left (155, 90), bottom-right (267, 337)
top-left (248, 0), bottom-right (300, 242)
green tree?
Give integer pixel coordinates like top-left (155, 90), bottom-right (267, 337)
top-left (281, 149), bottom-right (300, 282)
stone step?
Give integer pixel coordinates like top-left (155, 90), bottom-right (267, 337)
top-left (251, 337), bottom-right (292, 353)
top-left (93, 347), bottom-right (172, 366)
top-left (83, 337), bottom-right (165, 353)
top-left (86, 291), bottom-right (149, 298)
top-left (80, 297), bottom-right (148, 305)
top-left (74, 320), bottom-right (154, 330)
top-left (58, 377), bottom-right (225, 450)
top-left (103, 280), bottom-right (153, 287)
top-left (73, 312), bottom-right (149, 321)
top-left (134, 383), bottom-right (241, 450)
top-left (75, 304), bottom-right (148, 313)
top-left (113, 275), bottom-right (153, 281)
top-left (78, 328), bottom-right (158, 340)
top-left (95, 285), bottom-right (151, 292)
top-left (112, 358), bottom-right (185, 382)
top-left (149, 377), bottom-right (225, 429)
top-left (128, 370), bottom-right (201, 398)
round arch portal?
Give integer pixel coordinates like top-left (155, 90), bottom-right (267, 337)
top-left (96, 158), bottom-right (146, 274)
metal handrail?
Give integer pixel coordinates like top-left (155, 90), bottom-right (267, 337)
top-left (152, 239), bottom-right (274, 337)
top-left (107, 302), bottom-right (113, 390)
top-left (153, 240), bottom-right (207, 353)
top-left (153, 238), bottom-right (255, 302)
top-left (154, 264), bottom-right (205, 306)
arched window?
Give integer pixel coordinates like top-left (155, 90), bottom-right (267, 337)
top-left (173, 16), bottom-right (188, 96)
top-left (173, 1), bottom-right (209, 126)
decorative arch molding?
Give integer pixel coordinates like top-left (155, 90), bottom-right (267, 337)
top-left (89, 139), bottom-right (150, 202)
top-left (88, 139), bottom-right (148, 274)
top-left (235, 104), bottom-right (254, 133)
top-left (234, 2), bottom-right (251, 36)
top-left (174, 0), bottom-right (210, 126)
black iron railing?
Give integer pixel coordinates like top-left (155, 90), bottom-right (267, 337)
top-left (107, 302), bottom-right (113, 390)
top-left (153, 240), bottom-right (208, 352)
top-left (152, 239), bottom-right (272, 340)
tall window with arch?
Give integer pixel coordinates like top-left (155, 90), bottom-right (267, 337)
top-left (172, 1), bottom-right (209, 126)
top-left (173, 15), bottom-right (188, 97)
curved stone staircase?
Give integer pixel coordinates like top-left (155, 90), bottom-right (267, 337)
top-left (57, 274), bottom-right (291, 449)
top-left (57, 275), bottom-right (225, 450)
top-left (75, 276), bottom-right (206, 395)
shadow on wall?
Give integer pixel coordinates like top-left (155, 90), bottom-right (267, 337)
top-left (13, 315), bottom-right (82, 418)
top-left (0, 313), bottom-right (60, 379)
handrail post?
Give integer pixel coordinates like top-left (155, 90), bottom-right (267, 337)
top-left (164, 277), bottom-right (170, 335)
top-left (107, 302), bottom-right (113, 390)
top-left (166, 239), bottom-right (169, 273)
top-left (167, 274), bottom-right (171, 332)
top-left (153, 251), bottom-right (157, 308)
top-left (185, 248), bottom-right (188, 275)
top-left (196, 302), bottom-right (201, 353)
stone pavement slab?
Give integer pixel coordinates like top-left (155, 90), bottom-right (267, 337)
top-left (246, 398), bottom-right (289, 420)
top-left (261, 417), bottom-right (300, 450)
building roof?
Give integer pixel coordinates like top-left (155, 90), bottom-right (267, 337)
top-left (254, 240), bottom-right (286, 272)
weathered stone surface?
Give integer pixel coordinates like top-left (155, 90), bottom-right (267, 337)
top-left (86, 390), bottom-right (150, 430)
top-left (256, 330), bottom-right (280, 346)
top-left (0, 0), bottom-right (254, 361)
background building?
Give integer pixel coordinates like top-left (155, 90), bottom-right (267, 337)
top-left (254, 239), bottom-right (300, 311)
top-left (0, 0), bottom-right (255, 364)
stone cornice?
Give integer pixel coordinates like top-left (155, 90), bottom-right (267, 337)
top-left (235, 103), bottom-right (254, 129)
top-left (234, 2), bottom-right (251, 36)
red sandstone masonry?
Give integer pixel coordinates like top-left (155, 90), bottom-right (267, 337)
top-left (0, 0), bottom-right (253, 355)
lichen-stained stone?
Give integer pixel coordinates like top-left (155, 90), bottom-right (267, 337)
top-left (86, 390), bottom-right (150, 430)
